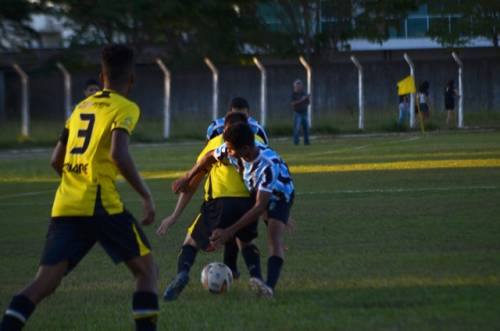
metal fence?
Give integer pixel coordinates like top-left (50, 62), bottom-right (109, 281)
top-left (1, 47), bottom-right (499, 144)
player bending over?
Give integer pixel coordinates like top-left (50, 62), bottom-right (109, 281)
top-left (0, 44), bottom-right (159, 331)
top-left (173, 122), bottom-right (294, 298)
top-left (205, 97), bottom-right (269, 280)
top-left (157, 112), bottom-right (263, 301)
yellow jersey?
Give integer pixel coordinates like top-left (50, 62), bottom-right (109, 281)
top-left (197, 134), bottom-right (263, 201)
top-left (51, 89), bottom-right (140, 217)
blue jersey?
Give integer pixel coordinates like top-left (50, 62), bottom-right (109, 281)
top-left (214, 142), bottom-right (294, 203)
top-left (206, 116), bottom-right (269, 145)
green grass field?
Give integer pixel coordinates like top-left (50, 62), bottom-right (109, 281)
top-left (1, 131), bottom-right (500, 330)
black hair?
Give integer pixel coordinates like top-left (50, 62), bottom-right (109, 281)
top-left (446, 80), bottom-right (455, 89)
top-left (85, 79), bottom-right (100, 88)
top-left (225, 111), bottom-right (248, 128)
top-left (229, 97), bottom-right (249, 112)
top-left (101, 44), bottom-right (135, 86)
top-left (223, 122), bottom-right (255, 150)
top-left (419, 81), bottom-right (429, 94)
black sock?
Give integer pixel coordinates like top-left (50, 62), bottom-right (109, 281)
top-left (266, 256), bottom-right (284, 290)
top-left (223, 239), bottom-right (239, 274)
top-left (241, 244), bottom-right (262, 279)
top-left (0, 295), bottom-right (36, 331)
top-left (132, 291), bottom-right (158, 331)
top-left (177, 245), bottom-right (197, 274)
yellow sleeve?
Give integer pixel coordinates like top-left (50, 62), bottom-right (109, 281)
top-left (197, 135), bottom-right (224, 162)
top-left (112, 103), bottom-right (140, 135)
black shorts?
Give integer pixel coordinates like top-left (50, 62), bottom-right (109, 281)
top-left (265, 196), bottom-right (294, 224)
top-left (40, 210), bottom-right (151, 274)
top-left (188, 197), bottom-right (258, 251)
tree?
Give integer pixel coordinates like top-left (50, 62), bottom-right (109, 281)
top-left (255, 0), bottom-right (417, 57)
top-left (0, 0), bottom-right (39, 50)
top-left (427, 0), bottom-right (500, 47)
top-left (44, 0), bottom-right (264, 62)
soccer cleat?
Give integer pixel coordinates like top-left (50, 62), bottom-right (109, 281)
top-left (249, 277), bottom-right (274, 299)
top-left (163, 271), bottom-right (189, 301)
top-left (231, 269), bottom-right (241, 280)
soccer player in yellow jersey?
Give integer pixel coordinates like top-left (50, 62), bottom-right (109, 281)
top-left (156, 112), bottom-right (263, 301)
top-left (0, 45), bottom-right (159, 331)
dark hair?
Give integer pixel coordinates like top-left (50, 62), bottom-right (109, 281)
top-left (446, 80), bottom-right (455, 89)
top-left (223, 122), bottom-right (255, 150)
top-left (225, 111), bottom-right (248, 128)
top-left (101, 44), bottom-right (135, 85)
top-left (85, 79), bottom-right (100, 88)
top-left (419, 81), bottom-right (429, 94)
top-left (229, 97), bottom-right (249, 112)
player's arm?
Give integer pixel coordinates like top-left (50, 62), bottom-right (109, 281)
top-left (50, 127), bottom-right (69, 176)
top-left (111, 128), bottom-right (155, 225)
top-left (172, 150), bottom-right (217, 194)
top-left (50, 142), bottom-right (66, 177)
top-left (156, 171), bottom-right (205, 236)
top-left (210, 190), bottom-right (271, 248)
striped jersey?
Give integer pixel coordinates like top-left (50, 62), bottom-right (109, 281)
top-left (206, 116), bottom-right (269, 145)
top-left (214, 141), bottom-right (294, 203)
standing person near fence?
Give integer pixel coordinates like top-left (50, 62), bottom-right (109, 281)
top-left (398, 95), bottom-right (410, 127)
top-left (444, 80), bottom-right (459, 129)
top-left (291, 79), bottom-right (310, 146)
top-left (417, 81), bottom-right (430, 125)
top-left (0, 44), bottom-right (159, 331)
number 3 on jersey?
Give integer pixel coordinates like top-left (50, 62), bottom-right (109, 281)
top-left (70, 113), bottom-right (95, 154)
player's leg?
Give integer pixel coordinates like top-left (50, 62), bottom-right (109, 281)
top-left (0, 263), bottom-right (67, 331)
top-left (266, 218), bottom-right (286, 291)
top-left (125, 254), bottom-right (159, 331)
top-left (238, 240), bottom-right (262, 280)
top-left (164, 200), bottom-right (223, 301)
top-left (97, 211), bottom-right (158, 331)
top-left (163, 234), bottom-right (198, 301)
top-left (301, 113), bottom-right (310, 145)
top-left (250, 198), bottom-right (292, 298)
top-left (233, 210), bottom-right (262, 281)
top-left (248, 218), bottom-right (285, 299)
top-left (1, 219), bottom-right (95, 330)
top-left (223, 239), bottom-right (240, 279)
top-left (293, 113), bottom-right (301, 145)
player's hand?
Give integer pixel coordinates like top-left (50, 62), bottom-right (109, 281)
top-left (172, 176), bottom-right (189, 194)
top-left (156, 214), bottom-right (178, 236)
top-left (141, 196), bottom-right (156, 226)
top-left (209, 228), bottom-right (232, 250)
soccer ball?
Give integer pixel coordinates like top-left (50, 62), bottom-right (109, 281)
top-left (200, 262), bottom-right (233, 294)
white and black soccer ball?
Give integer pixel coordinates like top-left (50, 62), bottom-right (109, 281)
top-left (200, 262), bottom-right (233, 294)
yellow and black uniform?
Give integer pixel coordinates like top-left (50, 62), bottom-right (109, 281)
top-left (41, 89), bottom-right (151, 272)
top-left (187, 135), bottom-right (263, 251)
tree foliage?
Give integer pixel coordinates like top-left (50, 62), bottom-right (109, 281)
top-left (426, 0), bottom-right (500, 47)
top-left (3, 0), bottom-right (500, 56)
top-left (0, 0), bottom-right (39, 50)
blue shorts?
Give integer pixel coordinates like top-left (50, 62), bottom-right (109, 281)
top-left (266, 196), bottom-right (294, 224)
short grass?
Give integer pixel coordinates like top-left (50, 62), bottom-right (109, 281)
top-left (1, 110), bottom-right (500, 147)
top-left (0, 131), bottom-right (500, 330)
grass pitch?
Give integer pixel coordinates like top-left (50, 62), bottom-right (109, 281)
top-left (1, 131), bottom-right (500, 330)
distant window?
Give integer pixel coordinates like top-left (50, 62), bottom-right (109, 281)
top-left (407, 17), bottom-right (427, 37)
top-left (387, 19), bottom-right (406, 38)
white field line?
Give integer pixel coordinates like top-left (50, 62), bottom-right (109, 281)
top-left (306, 136), bottom-right (421, 157)
top-left (295, 185), bottom-right (499, 196)
top-left (0, 185), bottom-right (497, 207)
top-left (0, 189), bottom-right (54, 201)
